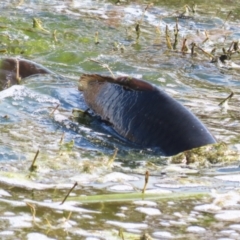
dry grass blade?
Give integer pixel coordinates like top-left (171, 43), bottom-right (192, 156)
top-left (118, 228), bottom-right (125, 240)
top-left (165, 25), bottom-right (172, 50)
top-left (135, 23), bottom-right (141, 41)
top-left (202, 30), bottom-right (209, 44)
top-left (142, 171), bottom-right (149, 194)
top-left (95, 31), bottom-right (99, 44)
top-left (107, 148), bottom-right (118, 167)
top-left (219, 92), bottom-right (234, 107)
top-left (60, 182), bottom-right (78, 205)
top-left (50, 104), bottom-right (60, 116)
top-left (26, 202), bottom-right (36, 223)
top-left (195, 45), bottom-right (214, 59)
top-left (89, 59), bottom-right (115, 78)
top-left (59, 132), bottom-right (65, 145)
top-left (29, 150), bottom-right (39, 172)
top-left (222, 11), bottom-right (232, 28)
top-left (16, 59), bottom-right (21, 84)
top-left (181, 38), bottom-right (188, 53)
top-left (191, 42), bottom-right (196, 56)
top-left (173, 18), bottom-right (179, 50)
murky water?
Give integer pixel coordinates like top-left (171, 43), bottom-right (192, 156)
top-left (1, 0), bottom-right (240, 239)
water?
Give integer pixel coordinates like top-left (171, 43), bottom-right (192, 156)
top-left (1, 0), bottom-right (240, 239)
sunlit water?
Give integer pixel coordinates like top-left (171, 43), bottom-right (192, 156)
top-left (1, 0), bottom-right (240, 239)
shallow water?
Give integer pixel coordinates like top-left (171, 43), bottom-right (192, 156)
top-left (1, 0), bottom-right (240, 239)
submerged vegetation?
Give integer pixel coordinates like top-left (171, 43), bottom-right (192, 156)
top-left (0, 0), bottom-right (240, 239)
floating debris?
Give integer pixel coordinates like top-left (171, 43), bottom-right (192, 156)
top-left (170, 142), bottom-right (240, 167)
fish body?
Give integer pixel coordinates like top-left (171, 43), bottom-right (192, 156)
top-left (79, 74), bottom-right (216, 156)
top-left (0, 58), bottom-right (53, 90)
top-left (0, 58), bottom-right (216, 156)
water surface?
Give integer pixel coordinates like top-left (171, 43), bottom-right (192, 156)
top-left (1, 0), bottom-right (240, 239)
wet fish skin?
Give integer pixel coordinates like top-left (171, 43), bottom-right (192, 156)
top-left (79, 74), bottom-right (216, 156)
top-left (0, 58), bottom-right (216, 156)
top-left (0, 58), bottom-right (53, 90)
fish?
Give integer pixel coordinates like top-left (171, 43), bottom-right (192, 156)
top-left (0, 57), bottom-right (53, 90)
top-left (0, 57), bottom-right (216, 156)
top-left (79, 74), bottom-right (216, 156)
